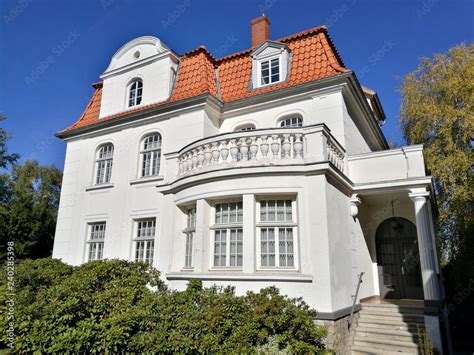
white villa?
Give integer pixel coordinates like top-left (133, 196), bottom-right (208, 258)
top-left (53, 16), bottom-right (447, 353)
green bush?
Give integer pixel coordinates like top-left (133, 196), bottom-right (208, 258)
top-left (1, 259), bottom-right (327, 353)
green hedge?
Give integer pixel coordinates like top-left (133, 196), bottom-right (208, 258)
top-left (1, 259), bottom-right (329, 353)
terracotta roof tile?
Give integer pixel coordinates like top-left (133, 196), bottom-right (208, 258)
top-left (61, 25), bottom-right (348, 134)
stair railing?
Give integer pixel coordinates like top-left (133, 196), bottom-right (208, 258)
top-left (347, 271), bottom-right (364, 329)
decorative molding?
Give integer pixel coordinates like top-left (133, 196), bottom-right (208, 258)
top-left (165, 272), bottom-right (313, 283)
top-left (85, 183), bottom-right (114, 192)
top-left (349, 194), bottom-right (362, 217)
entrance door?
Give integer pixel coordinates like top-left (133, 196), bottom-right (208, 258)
top-left (376, 217), bottom-right (424, 299)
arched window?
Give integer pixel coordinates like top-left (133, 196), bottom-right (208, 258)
top-left (140, 133), bottom-right (161, 177)
top-left (95, 143), bottom-right (114, 184)
top-left (128, 79), bottom-right (143, 107)
top-left (279, 116), bottom-right (303, 128)
top-left (235, 124), bottom-right (256, 132)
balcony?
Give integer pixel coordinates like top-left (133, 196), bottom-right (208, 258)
top-left (175, 124), bottom-right (346, 180)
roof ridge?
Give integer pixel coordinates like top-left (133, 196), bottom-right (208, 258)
top-left (215, 25), bottom-right (329, 63)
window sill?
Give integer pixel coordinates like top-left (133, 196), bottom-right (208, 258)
top-left (166, 272), bottom-right (312, 283)
top-left (85, 183), bottom-right (114, 191)
top-left (130, 175), bottom-right (164, 185)
top-left (210, 223), bottom-right (243, 230)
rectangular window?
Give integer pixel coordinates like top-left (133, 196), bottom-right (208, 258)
top-left (258, 199), bottom-right (296, 268)
top-left (260, 58), bottom-right (280, 85)
top-left (133, 219), bottom-right (156, 266)
top-left (213, 201), bottom-right (243, 267)
top-left (87, 222), bottom-right (106, 261)
top-left (184, 207), bottom-right (196, 268)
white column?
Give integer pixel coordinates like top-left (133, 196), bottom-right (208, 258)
top-left (242, 194), bottom-right (255, 273)
top-left (409, 191), bottom-right (443, 353)
top-left (194, 199), bottom-right (211, 273)
top-left (409, 191), bottom-right (441, 300)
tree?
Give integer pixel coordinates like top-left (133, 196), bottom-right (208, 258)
top-left (0, 115), bottom-right (19, 169)
top-left (399, 43), bottom-right (474, 352)
top-left (399, 43), bottom-right (473, 261)
top-left (0, 161), bottom-right (62, 260)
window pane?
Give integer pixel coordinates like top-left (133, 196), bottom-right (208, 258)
top-left (214, 230), bottom-right (227, 267)
top-left (278, 228), bottom-right (294, 267)
top-left (261, 228), bottom-right (275, 267)
top-left (185, 232), bottom-right (193, 267)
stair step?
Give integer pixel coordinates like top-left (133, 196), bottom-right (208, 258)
top-left (359, 312), bottom-right (424, 323)
top-left (362, 304), bottom-right (424, 315)
top-left (354, 338), bottom-right (418, 352)
top-left (351, 344), bottom-right (418, 354)
top-left (355, 327), bottom-right (418, 342)
top-left (357, 319), bottom-right (425, 332)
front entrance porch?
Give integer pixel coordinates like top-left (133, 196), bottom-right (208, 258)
top-left (351, 187), bottom-right (445, 352)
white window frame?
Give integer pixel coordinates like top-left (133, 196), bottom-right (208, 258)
top-left (87, 222), bottom-right (106, 261)
top-left (257, 55), bottom-right (282, 87)
top-left (183, 207), bottom-right (196, 269)
top-left (140, 133), bottom-right (162, 178)
top-left (210, 201), bottom-right (243, 268)
top-left (234, 124), bottom-right (256, 132)
top-left (256, 198), bottom-right (299, 270)
top-left (128, 79), bottom-right (143, 107)
top-left (132, 218), bottom-right (156, 266)
top-left (279, 116), bottom-right (303, 128)
top-left (94, 143), bottom-right (114, 185)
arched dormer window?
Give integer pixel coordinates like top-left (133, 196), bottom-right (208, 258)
top-left (95, 143), bottom-right (114, 184)
top-left (128, 79), bottom-right (143, 107)
top-left (235, 124), bottom-right (256, 132)
top-left (279, 115), bottom-right (303, 128)
top-left (140, 133), bottom-right (161, 177)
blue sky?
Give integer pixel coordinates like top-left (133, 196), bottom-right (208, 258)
top-left (0, 0), bottom-right (472, 170)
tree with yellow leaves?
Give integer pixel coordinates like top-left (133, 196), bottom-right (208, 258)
top-left (399, 43), bottom-right (473, 263)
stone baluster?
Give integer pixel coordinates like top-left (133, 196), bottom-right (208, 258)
top-left (204, 144), bottom-right (212, 165)
top-left (220, 140), bottom-right (229, 163)
top-left (186, 152), bottom-right (193, 172)
top-left (191, 149), bottom-right (198, 170)
top-left (211, 142), bottom-right (220, 164)
top-left (260, 135), bottom-right (269, 158)
top-left (249, 136), bottom-right (258, 160)
top-left (282, 134), bottom-right (291, 159)
top-left (229, 139), bottom-right (239, 162)
top-left (294, 134), bottom-right (303, 158)
top-left (197, 147), bottom-right (204, 168)
top-left (178, 156), bottom-right (184, 175)
top-left (239, 138), bottom-right (249, 161)
top-left (270, 135), bottom-right (280, 158)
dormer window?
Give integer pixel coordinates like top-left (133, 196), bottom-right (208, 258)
top-left (251, 41), bottom-right (289, 89)
top-left (128, 79), bottom-right (143, 107)
top-left (260, 57), bottom-right (280, 85)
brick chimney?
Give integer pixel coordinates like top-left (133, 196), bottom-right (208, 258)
top-left (251, 15), bottom-right (270, 47)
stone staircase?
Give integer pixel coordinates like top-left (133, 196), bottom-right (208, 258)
top-left (350, 299), bottom-right (425, 354)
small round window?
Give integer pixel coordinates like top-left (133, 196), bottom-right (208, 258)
top-left (133, 51), bottom-right (140, 59)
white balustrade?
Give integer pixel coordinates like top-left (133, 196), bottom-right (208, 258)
top-left (176, 126), bottom-right (345, 177)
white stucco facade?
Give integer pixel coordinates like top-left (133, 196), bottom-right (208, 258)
top-left (53, 34), bottom-right (444, 340)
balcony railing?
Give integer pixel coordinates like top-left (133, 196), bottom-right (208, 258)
top-left (176, 124), bottom-right (345, 178)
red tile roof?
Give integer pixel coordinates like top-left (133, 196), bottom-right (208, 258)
top-left (62, 25), bottom-right (349, 134)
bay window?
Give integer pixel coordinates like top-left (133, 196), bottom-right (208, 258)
top-left (184, 207), bottom-right (196, 268)
top-left (258, 199), bottom-right (297, 268)
top-left (212, 202), bottom-right (243, 267)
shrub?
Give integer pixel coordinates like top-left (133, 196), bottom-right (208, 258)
top-left (0, 259), bottom-right (327, 353)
